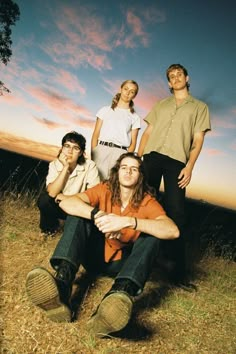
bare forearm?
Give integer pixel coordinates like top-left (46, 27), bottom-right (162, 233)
top-left (138, 127), bottom-right (152, 156)
top-left (187, 132), bottom-right (205, 170)
top-left (134, 216), bottom-right (179, 239)
top-left (59, 195), bottom-right (93, 218)
top-left (47, 167), bottom-right (70, 197)
top-left (96, 214), bottom-right (179, 239)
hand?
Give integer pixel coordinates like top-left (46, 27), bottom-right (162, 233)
top-left (55, 193), bottom-right (66, 203)
top-left (58, 152), bottom-right (70, 167)
top-left (95, 214), bottom-right (126, 233)
top-left (178, 166), bottom-right (192, 189)
top-left (105, 231), bottom-right (122, 240)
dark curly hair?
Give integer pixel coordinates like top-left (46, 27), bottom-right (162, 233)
top-left (106, 152), bottom-right (155, 209)
top-left (59, 131), bottom-right (86, 165)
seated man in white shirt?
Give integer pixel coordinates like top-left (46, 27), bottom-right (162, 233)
top-left (37, 131), bottom-right (100, 237)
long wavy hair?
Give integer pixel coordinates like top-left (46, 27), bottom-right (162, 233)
top-left (111, 80), bottom-right (139, 113)
top-left (166, 63), bottom-right (190, 94)
top-left (106, 152), bottom-right (155, 209)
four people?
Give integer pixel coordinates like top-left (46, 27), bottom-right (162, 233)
top-left (37, 131), bottom-right (100, 236)
top-left (138, 64), bottom-right (211, 288)
top-left (28, 66), bottom-right (211, 336)
top-left (26, 152), bottom-right (179, 336)
top-left (91, 80), bottom-right (141, 180)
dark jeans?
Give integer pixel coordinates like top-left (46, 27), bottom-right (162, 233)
top-left (143, 152), bottom-right (187, 282)
top-left (50, 215), bottom-right (161, 293)
top-left (37, 191), bottom-right (67, 233)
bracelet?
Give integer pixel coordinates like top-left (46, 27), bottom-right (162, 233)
top-left (91, 207), bottom-right (100, 221)
top-left (133, 217), bottom-right (137, 230)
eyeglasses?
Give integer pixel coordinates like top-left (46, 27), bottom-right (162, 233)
top-left (63, 143), bottom-right (81, 152)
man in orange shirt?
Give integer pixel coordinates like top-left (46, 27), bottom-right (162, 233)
top-left (26, 153), bottom-right (179, 337)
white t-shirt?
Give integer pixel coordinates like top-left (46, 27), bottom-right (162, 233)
top-left (96, 106), bottom-right (141, 147)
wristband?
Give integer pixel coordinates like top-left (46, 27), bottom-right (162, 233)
top-left (133, 217), bottom-right (137, 230)
top-left (91, 207), bottom-right (100, 221)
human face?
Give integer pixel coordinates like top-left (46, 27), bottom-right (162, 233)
top-left (120, 82), bottom-right (138, 103)
top-left (168, 69), bottom-right (189, 92)
top-left (118, 157), bottom-right (140, 188)
top-left (62, 141), bottom-right (81, 164)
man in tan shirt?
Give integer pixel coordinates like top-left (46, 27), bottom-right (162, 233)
top-left (37, 131), bottom-right (100, 237)
top-left (138, 63), bottom-right (211, 290)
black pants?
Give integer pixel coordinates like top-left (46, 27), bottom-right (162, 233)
top-left (143, 152), bottom-right (188, 283)
top-left (37, 191), bottom-right (67, 233)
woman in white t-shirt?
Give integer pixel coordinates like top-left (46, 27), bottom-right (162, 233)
top-left (91, 80), bottom-right (141, 180)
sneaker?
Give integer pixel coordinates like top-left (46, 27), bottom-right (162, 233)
top-left (26, 267), bottom-right (71, 322)
top-left (87, 292), bottom-right (133, 337)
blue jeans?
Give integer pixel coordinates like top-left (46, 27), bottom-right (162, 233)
top-left (50, 215), bottom-right (160, 292)
top-left (143, 152), bottom-right (187, 282)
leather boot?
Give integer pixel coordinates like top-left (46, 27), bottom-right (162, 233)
top-left (54, 260), bottom-right (77, 305)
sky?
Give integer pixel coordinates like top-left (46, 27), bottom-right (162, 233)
top-left (0, 0), bottom-right (236, 210)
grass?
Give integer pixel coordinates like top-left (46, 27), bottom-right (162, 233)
top-left (0, 192), bottom-right (236, 354)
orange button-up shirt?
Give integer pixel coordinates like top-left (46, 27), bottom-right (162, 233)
top-left (84, 183), bottom-right (166, 262)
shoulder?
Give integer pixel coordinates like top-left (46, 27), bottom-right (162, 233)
top-left (96, 106), bottom-right (111, 116)
top-left (85, 181), bottom-right (108, 195)
top-left (50, 159), bottom-right (62, 169)
top-left (75, 158), bottom-right (97, 171)
top-left (188, 95), bottom-right (208, 108)
top-left (151, 96), bottom-right (173, 110)
top-left (83, 158), bottom-right (97, 168)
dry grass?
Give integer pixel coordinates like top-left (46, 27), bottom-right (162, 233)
top-left (0, 196), bottom-right (236, 354)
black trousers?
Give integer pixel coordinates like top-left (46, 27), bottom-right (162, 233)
top-left (143, 152), bottom-right (188, 283)
top-left (37, 191), bottom-right (67, 233)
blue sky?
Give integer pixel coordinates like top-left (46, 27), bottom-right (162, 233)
top-left (0, 0), bottom-right (236, 209)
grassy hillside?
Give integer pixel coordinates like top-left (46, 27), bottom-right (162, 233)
top-left (0, 148), bottom-right (235, 353)
top-left (0, 195), bottom-right (235, 353)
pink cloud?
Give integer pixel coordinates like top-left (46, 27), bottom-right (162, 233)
top-left (126, 11), bottom-right (149, 47)
top-left (34, 117), bottom-right (66, 130)
top-left (213, 117), bottom-right (236, 129)
top-left (53, 69), bottom-right (86, 94)
top-left (203, 148), bottom-right (225, 156)
top-left (28, 87), bottom-right (96, 129)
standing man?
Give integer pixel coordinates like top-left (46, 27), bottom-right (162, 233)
top-left (26, 152), bottom-right (179, 337)
top-left (138, 64), bottom-right (211, 290)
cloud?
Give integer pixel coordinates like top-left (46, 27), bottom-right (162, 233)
top-left (204, 147), bottom-right (225, 156)
top-left (33, 117), bottom-right (66, 130)
top-left (27, 87), bottom-right (95, 129)
top-left (39, 3), bottom-right (162, 71)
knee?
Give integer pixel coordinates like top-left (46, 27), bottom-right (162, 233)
top-left (37, 191), bottom-right (54, 209)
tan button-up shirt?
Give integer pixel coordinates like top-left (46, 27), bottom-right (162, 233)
top-left (46, 159), bottom-right (100, 195)
top-left (143, 95), bottom-right (211, 164)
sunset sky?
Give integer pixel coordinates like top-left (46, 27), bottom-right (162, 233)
top-left (0, 0), bottom-right (236, 210)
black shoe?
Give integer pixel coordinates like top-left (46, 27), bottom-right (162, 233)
top-left (55, 260), bottom-right (76, 304)
top-left (110, 279), bottom-right (140, 297)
